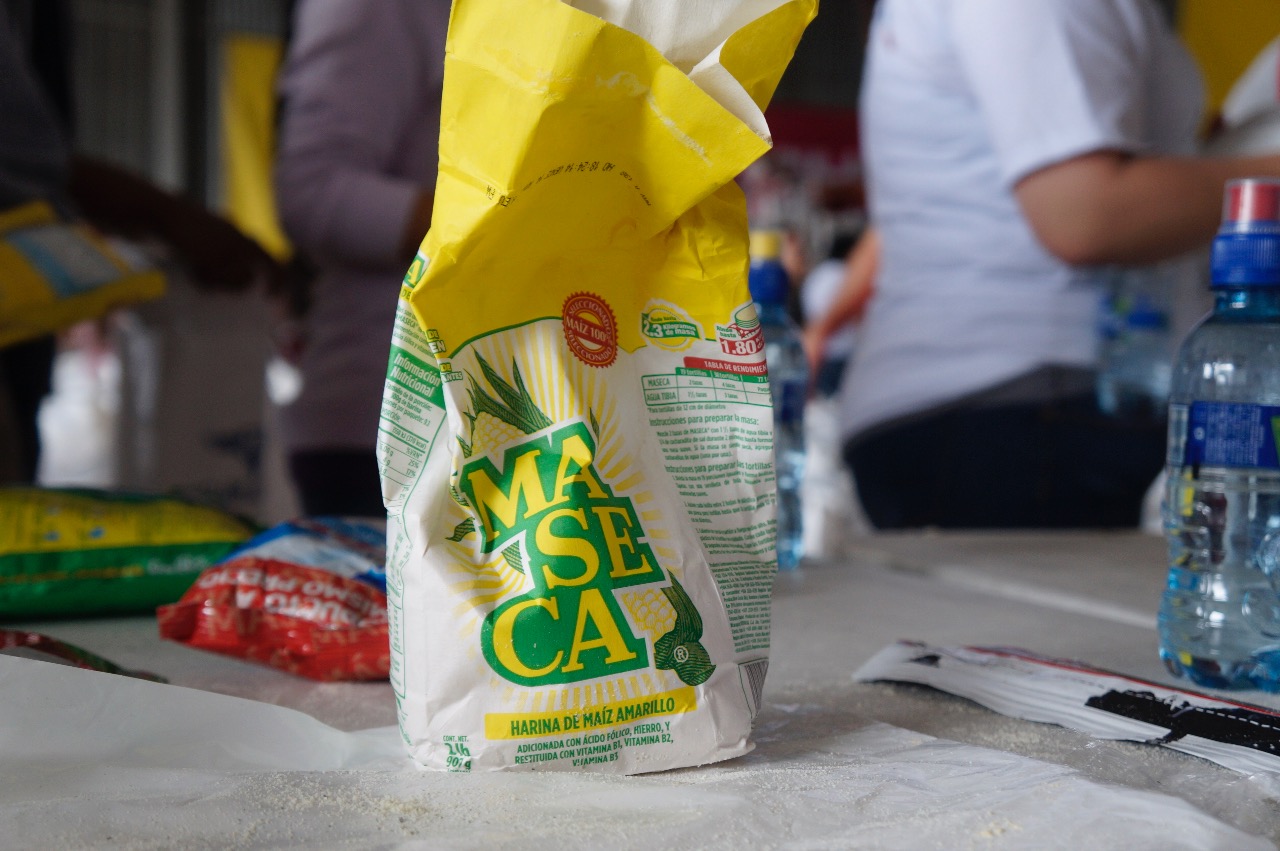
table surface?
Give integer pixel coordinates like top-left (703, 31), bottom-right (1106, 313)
top-left (6, 530), bottom-right (1280, 849)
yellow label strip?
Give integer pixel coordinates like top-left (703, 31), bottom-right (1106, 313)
top-left (485, 685), bottom-right (697, 740)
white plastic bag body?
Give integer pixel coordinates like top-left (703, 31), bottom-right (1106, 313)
top-left (378, 0), bottom-right (816, 774)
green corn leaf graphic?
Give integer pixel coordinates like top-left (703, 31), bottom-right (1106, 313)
top-left (654, 573), bottom-right (714, 686)
top-left (475, 352), bottom-right (526, 414)
top-left (466, 354), bottom-right (553, 435)
top-left (447, 518), bottom-right (476, 542)
top-left (674, 642), bottom-right (714, 686)
top-left (661, 574), bottom-right (704, 645)
top-left (509, 359), bottom-right (553, 432)
top-left (501, 541), bottom-right (525, 574)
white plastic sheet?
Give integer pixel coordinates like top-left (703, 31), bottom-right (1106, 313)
top-left (1, 655), bottom-right (1270, 850)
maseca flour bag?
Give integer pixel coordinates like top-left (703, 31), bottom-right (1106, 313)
top-left (377, 0), bottom-right (816, 773)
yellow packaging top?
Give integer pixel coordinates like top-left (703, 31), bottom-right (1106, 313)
top-left (406, 0), bottom-right (816, 356)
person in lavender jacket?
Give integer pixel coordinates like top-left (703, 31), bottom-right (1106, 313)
top-left (274, 0), bottom-right (450, 517)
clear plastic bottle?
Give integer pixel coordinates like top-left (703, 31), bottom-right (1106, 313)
top-left (1159, 178), bottom-right (1280, 691)
top-left (1096, 269), bottom-right (1174, 421)
top-left (748, 230), bottom-right (807, 571)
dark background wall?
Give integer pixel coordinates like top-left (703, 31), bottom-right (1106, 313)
top-left (773, 1), bottom-right (873, 110)
top-left (62, 0), bottom-right (1197, 204)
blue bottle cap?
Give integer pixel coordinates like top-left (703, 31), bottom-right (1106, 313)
top-left (749, 259), bottom-right (789, 306)
top-left (1212, 178), bottom-right (1280, 287)
top-left (748, 230), bottom-right (789, 306)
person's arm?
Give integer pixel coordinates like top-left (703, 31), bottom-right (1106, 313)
top-left (802, 227), bottom-right (878, 375)
top-left (1014, 150), bottom-right (1280, 266)
top-left (67, 154), bottom-right (280, 292)
top-left (949, 0), bottom-right (1252, 268)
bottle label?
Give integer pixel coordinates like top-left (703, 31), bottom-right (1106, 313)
top-left (776, 376), bottom-right (806, 427)
top-left (1182, 401), bottom-right (1280, 469)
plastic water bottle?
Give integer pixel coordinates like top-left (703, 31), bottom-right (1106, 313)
top-left (1159, 178), bottom-right (1280, 691)
top-left (1096, 269), bottom-right (1174, 421)
top-left (748, 230), bottom-right (807, 571)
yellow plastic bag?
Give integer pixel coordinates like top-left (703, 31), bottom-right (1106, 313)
top-left (379, 0), bottom-right (816, 773)
top-left (0, 202), bottom-right (165, 347)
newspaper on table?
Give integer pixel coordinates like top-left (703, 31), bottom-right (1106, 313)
top-left (855, 641), bottom-right (1280, 778)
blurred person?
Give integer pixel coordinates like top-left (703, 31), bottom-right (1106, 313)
top-left (837, 0), bottom-right (1280, 530)
top-left (272, 0), bottom-right (449, 517)
top-left (0, 0), bottom-right (278, 485)
top-left (802, 227), bottom-right (876, 396)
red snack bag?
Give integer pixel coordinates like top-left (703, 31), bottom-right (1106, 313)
top-left (158, 518), bottom-right (389, 681)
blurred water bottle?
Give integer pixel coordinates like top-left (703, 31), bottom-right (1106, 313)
top-left (749, 230), bottom-right (807, 571)
top-left (1095, 268), bottom-right (1174, 421)
top-left (1160, 177), bottom-right (1280, 691)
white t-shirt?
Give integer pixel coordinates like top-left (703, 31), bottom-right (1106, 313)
top-left (838, 0), bottom-right (1203, 442)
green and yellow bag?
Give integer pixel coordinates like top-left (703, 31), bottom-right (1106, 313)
top-left (0, 488), bottom-right (254, 619)
top-left (378, 0), bottom-right (816, 773)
